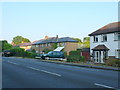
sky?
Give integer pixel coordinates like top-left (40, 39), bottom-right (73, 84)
top-left (0, 1), bottom-right (118, 43)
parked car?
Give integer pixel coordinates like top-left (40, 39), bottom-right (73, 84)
top-left (41, 51), bottom-right (65, 60)
top-left (3, 50), bottom-right (13, 57)
top-left (35, 54), bottom-right (42, 59)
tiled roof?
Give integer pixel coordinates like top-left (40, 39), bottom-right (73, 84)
top-left (20, 42), bottom-right (31, 46)
top-left (32, 37), bottom-right (78, 45)
top-left (89, 22), bottom-right (120, 36)
top-left (57, 37), bottom-right (78, 43)
top-left (92, 45), bottom-right (109, 51)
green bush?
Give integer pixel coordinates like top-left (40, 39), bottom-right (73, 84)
top-left (80, 56), bottom-right (86, 62)
top-left (67, 55), bottom-right (81, 62)
top-left (69, 50), bottom-right (81, 56)
top-left (9, 47), bottom-right (37, 58)
top-left (10, 47), bottom-right (25, 57)
top-left (63, 51), bottom-right (67, 58)
top-left (67, 50), bottom-right (86, 63)
top-left (25, 51), bottom-right (37, 58)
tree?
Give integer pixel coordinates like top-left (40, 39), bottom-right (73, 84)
top-left (12, 36), bottom-right (30, 45)
top-left (0, 40), bottom-right (13, 51)
top-left (83, 37), bottom-right (90, 42)
top-left (78, 37), bottom-right (90, 48)
top-left (72, 38), bottom-right (82, 42)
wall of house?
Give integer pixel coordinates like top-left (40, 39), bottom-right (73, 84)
top-left (64, 42), bottom-right (78, 55)
top-left (32, 43), bottom-right (55, 53)
top-left (90, 33), bottom-right (119, 58)
top-left (31, 45), bottom-right (39, 53)
top-left (32, 42), bottom-right (78, 55)
top-left (20, 46), bottom-right (31, 51)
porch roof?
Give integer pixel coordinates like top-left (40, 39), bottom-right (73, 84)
top-left (92, 45), bottom-right (109, 51)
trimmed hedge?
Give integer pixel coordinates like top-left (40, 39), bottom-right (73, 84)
top-left (67, 50), bottom-right (86, 62)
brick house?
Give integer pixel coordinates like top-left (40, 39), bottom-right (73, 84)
top-left (89, 22), bottom-right (120, 63)
top-left (32, 36), bottom-right (78, 55)
top-left (19, 42), bottom-right (32, 51)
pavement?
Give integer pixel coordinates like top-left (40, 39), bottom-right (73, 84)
top-left (2, 57), bottom-right (119, 88)
top-left (37, 59), bottom-right (120, 71)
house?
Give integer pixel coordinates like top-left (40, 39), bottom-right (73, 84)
top-left (19, 42), bottom-right (32, 51)
top-left (32, 36), bottom-right (78, 55)
top-left (12, 42), bottom-right (32, 51)
top-left (89, 22), bottom-right (120, 63)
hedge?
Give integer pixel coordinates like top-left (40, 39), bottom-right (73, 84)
top-left (67, 50), bottom-right (86, 62)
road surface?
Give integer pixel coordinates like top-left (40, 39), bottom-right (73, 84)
top-left (2, 57), bottom-right (119, 89)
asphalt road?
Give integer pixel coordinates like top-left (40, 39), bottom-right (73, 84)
top-left (2, 57), bottom-right (119, 89)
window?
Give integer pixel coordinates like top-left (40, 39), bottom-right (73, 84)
top-left (93, 36), bottom-right (98, 42)
top-left (101, 34), bottom-right (107, 42)
top-left (41, 44), bottom-right (44, 47)
top-left (114, 32), bottom-right (120, 41)
top-left (36, 45), bottom-right (38, 47)
top-left (115, 49), bottom-right (120, 59)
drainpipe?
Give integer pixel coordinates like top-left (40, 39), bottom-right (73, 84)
top-left (56, 35), bottom-right (59, 47)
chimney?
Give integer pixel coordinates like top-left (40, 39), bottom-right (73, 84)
top-left (56, 35), bottom-right (58, 39)
top-left (56, 35), bottom-right (58, 42)
top-left (45, 35), bottom-right (49, 39)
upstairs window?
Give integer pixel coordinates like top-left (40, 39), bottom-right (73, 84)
top-left (93, 36), bottom-right (98, 42)
top-left (101, 34), bottom-right (107, 42)
top-left (114, 32), bottom-right (120, 41)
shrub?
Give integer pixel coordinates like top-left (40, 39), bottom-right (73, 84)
top-left (67, 50), bottom-right (86, 63)
top-left (63, 51), bottom-right (67, 58)
top-left (67, 55), bottom-right (81, 62)
top-left (9, 47), bottom-right (37, 58)
top-left (10, 47), bottom-right (25, 57)
top-left (69, 50), bottom-right (81, 56)
top-left (25, 51), bottom-right (37, 58)
top-left (80, 56), bottom-right (86, 62)
top-left (106, 59), bottom-right (120, 67)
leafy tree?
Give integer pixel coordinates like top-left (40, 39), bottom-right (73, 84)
top-left (12, 36), bottom-right (30, 45)
top-left (83, 37), bottom-right (90, 42)
top-left (78, 37), bottom-right (90, 48)
top-left (0, 40), bottom-right (12, 51)
top-left (72, 38), bottom-right (82, 42)
top-left (52, 43), bottom-right (57, 49)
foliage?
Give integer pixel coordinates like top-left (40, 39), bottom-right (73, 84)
top-left (82, 41), bottom-right (90, 48)
top-left (69, 50), bottom-right (81, 56)
top-left (12, 36), bottom-right (30, 45)
top-left (52, 43), bottom-right (57, 49)
top-left (24, 51), bottom-right (37, 58)
top-left (0, 40), bottom-right (13, 51)
top-left (106, 59), bottom-right (120, 67)
top-left (62, 51), bottom-right (67, 58)
top-left (9, 47), bottom-right (37, 58)
top-left (78, 37), bottom-right (90, 48)
top-left (67, 50), bottom-right (86, 62)
top-left (10, 47), bottom-right (25, 57)
top-left (83, 37), bottom-right (90, 42)
top-left (72, 38), bottom-right (82, 42)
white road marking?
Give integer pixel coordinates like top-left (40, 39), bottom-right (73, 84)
top-left (41, 70), bottom-right (61, 77)
top-left (27, 67), bottom-right (61, 77)
top-left (27, 67), bottom-right (40, 71)
top-left (7, 61), bottom-right (19, 65)
top-left (94, 83), bottom-right (115, 89)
